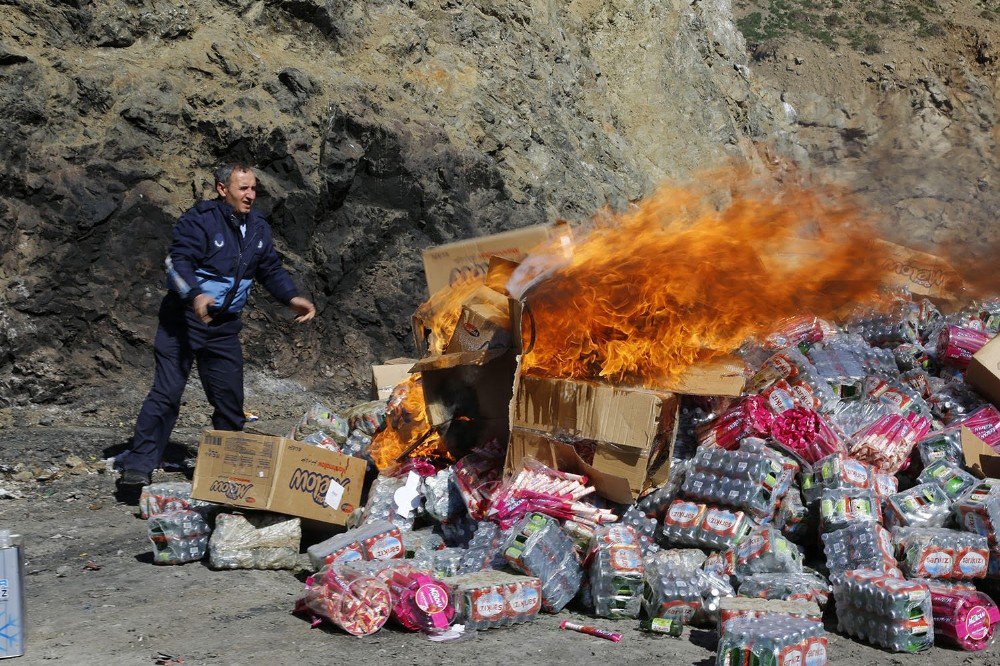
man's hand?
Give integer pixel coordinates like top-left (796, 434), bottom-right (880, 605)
top-left (289, 296), bottom-right (316, 323)
top-left (192, 294), bottom-right (216, 324)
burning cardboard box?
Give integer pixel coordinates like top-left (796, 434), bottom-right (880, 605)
top-left (506, 374), bottom-right (678, 504)
top-left (421, 223), bottom-right (557, 295)
top-left (409, 275), bottom-right (522, 457)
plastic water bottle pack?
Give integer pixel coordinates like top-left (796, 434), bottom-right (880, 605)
top-left (731, 525), bottom-right (804, 581)
top-left (818, 488), bottom-right (881, 532)
top-left (586, 524), bottom-right (645, 618)
top-left (717, 613), bottom-right (828, 666)
top-left (892, 527), bottom-right (990, 580)
top-left (642, 568), bottom-right (734, 625)
top-left (955, 487), bottom-right (1000, 547)
top-left (502, 513), bottom-right (581, 613)
top-left (916, 428), bottom-right (964, 467)
top-left (445, 570), bottom-right (543, 630)
top-left (644, 548), bottom-right (707, 576)
top-left (883, 483), bottom-right (951, 528)
top-left (832, 569), bottom-right (934, 653)
top-left (661, 500), bottom-right (754, 551)
top-left (619, 505), bottom-right (661, 557)
top-left (147, 509), bottom-right (211, 564)
top-left (139, 482), bottom-right (213, 520)
top-left (821, 522), bottom-right (899, 576)
top-left (680, 441), bottom-right (796, 521)
top-left (307, 520), bottom-right (406, 569)
top-left (800, 453), bottom-right (873, 505)
top-left (737, 572), bottom-right (831, 607)
top-left (918, 459), bottom-right (979, 501)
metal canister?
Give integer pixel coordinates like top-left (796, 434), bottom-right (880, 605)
top-left (0, 531), bottom-right (24, 659)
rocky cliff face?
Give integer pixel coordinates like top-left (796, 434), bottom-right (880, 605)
top-left (0, 0), bottom-right (995, 414)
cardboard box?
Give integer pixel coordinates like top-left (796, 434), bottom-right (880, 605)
top-left (421, 224), bottom-right (555, 295)
top-left (507, 375), bottom-right (678, 503)
top-left (962, 426), bottom-right (1000, 479)
top-left (372, 358), bottom-right (418, 400)
top-left (967, 334), bottom-right (1000, 409)
top-left (192, 430), bottom-right (367, 526)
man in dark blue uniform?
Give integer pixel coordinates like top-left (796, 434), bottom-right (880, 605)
top-left (117, 163), bottom-right (316, 486)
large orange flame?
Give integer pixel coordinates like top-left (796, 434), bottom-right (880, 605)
top-left (413, 279), bottom-right (484, 355)
top-left (514, 168), bottom-right (897, 389)
top-left (370, 374), bottom-right (450, 471)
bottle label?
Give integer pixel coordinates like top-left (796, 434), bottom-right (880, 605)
top-left (778, 644), bottom-right (803, 666)
top-left (364, 533), bottom-right (404, 560)
top-left (666, 501), bottom-right (703, 528)
top-left (804, 638), bottom-right (827, 666)
top-left (609, 545), bottom-right (643, 574)
top-left (958, 550), bottom-right (988, 577)
top-left (919, 548), bottom-right (954, 577)
top-left (843, 460), bottom-right (870, 487)
top-left (703, 508), bottom-right (741, 537)
top-left (508, 583), bottom-right (541, 615)
top-left (471, 588), bottom-right (505, 620)
top-left (658, 600), bottom-right (698, 622)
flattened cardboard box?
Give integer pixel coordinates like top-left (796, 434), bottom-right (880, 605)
top-left (192, 430), bottom-right (367, 526)
top-left (421, 224), bottom-right (554, 295)
top-left (967, 335), bottom-right (1000, 410)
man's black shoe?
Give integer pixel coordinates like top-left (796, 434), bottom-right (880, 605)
top-left (119, 469), bottom-right (151, 486)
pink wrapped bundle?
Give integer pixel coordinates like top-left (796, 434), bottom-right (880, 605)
top-left (937, 325), bottom-right (991, 369)
top-left (771, 407), bottom-right (846, 464)
top-left (454, 443), bottom-right (505, 520)
top-left (849, 413), bottom-right (931, 474)
top-left (696, 396), bottom-right (774, 450)
top-left (956, 405), bottom-right (1000, 449)
top-left (296, 567), bottom-right (393, 636)
top-left (930, 587), bottom-right (1000, 650)
top-left (488, 459), bottom-right (614, 530)
top-left (362, 561), bottom-right (455, 632)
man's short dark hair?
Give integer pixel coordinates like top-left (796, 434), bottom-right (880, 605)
top-left (214, 163), bottom-right (254, 187)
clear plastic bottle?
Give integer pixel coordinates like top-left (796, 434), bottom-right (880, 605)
top-left (147, 509), bottom-right (211, 564)
top-left (818, 488), bottom-right (881, 532)
top-left (737, 572), bottom-right (831, 607)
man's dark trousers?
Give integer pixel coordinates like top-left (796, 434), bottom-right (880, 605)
top-left (121, 295), bottom-right (246, 474)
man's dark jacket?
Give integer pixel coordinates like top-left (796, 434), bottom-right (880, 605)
top-left (164, 199), bottom-right (298, 315)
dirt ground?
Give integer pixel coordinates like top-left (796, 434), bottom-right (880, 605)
top-left (0, 425), bottom-right (997, 665)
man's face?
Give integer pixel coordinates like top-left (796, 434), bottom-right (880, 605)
top-left (217, 170), bottom-right (257, 215)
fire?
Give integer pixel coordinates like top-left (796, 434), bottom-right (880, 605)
top-left (413, 278), bottom-right (483, 355)
top-left (370, 374), bottom-right (451, 471)
top-left (513, 168), bottom-right (898, 389)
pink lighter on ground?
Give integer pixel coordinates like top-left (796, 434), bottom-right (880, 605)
top-left (560, 620), bottom-right (622, 643)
